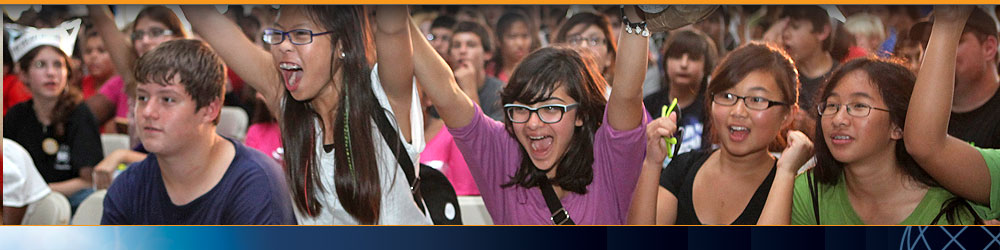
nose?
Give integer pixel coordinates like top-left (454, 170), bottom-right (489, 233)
top-left (139, 99), bottom-right (160, 121)
top-left (830, 106), bottom-right (852, 127)
top-left (729, 98), bottom-right (749, 118)
top-left (525, 111), bottom-right (544, 129)
top-left (679, 54), bottom-right (690, 69)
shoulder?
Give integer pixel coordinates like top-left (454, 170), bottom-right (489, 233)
top-left (229, 139), bottom-right (284, 182)
top-left (662, 149), bottom-right (714, 180)
top-left (7, 101), bottom-right (33, 116)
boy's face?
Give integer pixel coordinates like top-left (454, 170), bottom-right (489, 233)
top-left (135, 76), bottom-right (217, 156)
top-left (449, 32), bottom-right (491, 70)
top-left (781, 19), bottom-right (827, 63)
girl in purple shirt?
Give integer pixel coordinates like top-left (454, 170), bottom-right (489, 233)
top-left (409, 7), bottom-right (651, 225)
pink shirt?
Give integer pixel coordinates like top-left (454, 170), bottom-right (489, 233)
top-left (449, 104), bottom-right (648, 225)
top-left (245, 122), bottom-right (283, 164)
top-left (98, 76), bottom-right (129, 119)
top-left (420, 123), bottom-right (479, 195)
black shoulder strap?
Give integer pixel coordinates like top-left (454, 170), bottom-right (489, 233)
top-left (807, 171), bottom-right (820, 225)
top-left (371, 109), bottom-right (426, 214)
top-left (538, 177), bottom-right (575, 225)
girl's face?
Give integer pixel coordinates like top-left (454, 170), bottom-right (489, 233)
top-left (84, 36), bottom-right (114, 79)
top-left (565, 24), bottom-right (611, 72)
top-left (133, 17), bottom-right (179, 56)
top-left (821, 70), bottom-right (900, 165)
top-left (271, 6), bottom-right (338, 101)
top-left (666, 53), bottom-right (706, 87)
top-left (510, 86), bottom-right (583, 170)
top-left (21, 47), bottom-right (69, 100)
top-left (501, 21), bottom-right (532, 65)
top-left (710, 70), bottom-right (791, 156)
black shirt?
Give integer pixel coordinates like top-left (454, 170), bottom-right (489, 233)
top-left (659, 149), bottom-right (776, 225)
top-left (3, 100), bottom-right (103, 183)
top-left (949, 87), bottom-right (1000, 148)
top-left (798, 60), bottom-right (839, 116)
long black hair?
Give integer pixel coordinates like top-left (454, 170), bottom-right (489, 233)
top-left (281, 6), bottom-right (385, 224)
top-left (813, 57), bottom-right (981, 224)
top-left (499, 46), bottom-right (607, 194)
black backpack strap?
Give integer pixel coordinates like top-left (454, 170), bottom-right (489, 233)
top-left (807, 171), bottom-right (820, 225)
top-left (537, 175), bottom-right (575, 225)
top-left (371, 109), bottom-right (426, 215)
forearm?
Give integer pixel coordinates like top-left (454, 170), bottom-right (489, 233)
top-left (627, 160), bottom-right (663, 224)
top-left (49, 177), bottom-right (91, 196)
top-left (757, 171), bottom-right (795, 225)
top-left (409, 20), bottom-right (476, 128)
top-left (607, 6), bottom-right (648, 131)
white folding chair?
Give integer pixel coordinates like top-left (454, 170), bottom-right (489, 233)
top-left (21, 192), bottom-right (71, 225)
top-left (100, 133), bottom-right (131, 157)
top-left (71, 189), bottom-right (107, 225)
top-left (217, 106), bottom-right (249, 141)
top-left (458, 196), bottom-right (494, 225)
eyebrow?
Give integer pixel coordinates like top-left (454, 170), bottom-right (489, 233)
top-left (747, 86), bottom-right (771, 93)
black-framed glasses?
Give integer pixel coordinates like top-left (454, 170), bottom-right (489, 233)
top-left (566, 36), bottom-right (607, 47)
top-left (712, 92), bottom-right (787, 110)
top-left (262, 29), bottom-right (333, 45)
top-left (504, 103), bottom-right (580, 124)
top-left (817, 102), bottom-right (890, 117)
top-left (131, 28), bottom-right (173, 41)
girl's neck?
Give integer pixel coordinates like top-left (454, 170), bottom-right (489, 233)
top-left (32, 97), bottom-right (58, 126)
top-left (716, 148), bottom-right (775, 176)
top-left (669, 81), bottom-right (700, 109)
top-left (312, 78), bottom-right (343, 145)
top-left (842, 147), bottom-right (924, 200)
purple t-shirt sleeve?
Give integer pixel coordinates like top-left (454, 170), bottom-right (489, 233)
top-left (592, 105), bottom-right (649, 221)
top-left (98, 76), bottom-right (129, 118)
top-left (448, 104), bottom-right (520, 211)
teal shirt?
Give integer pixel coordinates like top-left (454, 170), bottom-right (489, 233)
top-left (791, 172), bottom-right (980, 225)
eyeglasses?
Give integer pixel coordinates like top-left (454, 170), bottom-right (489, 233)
top-left (711, 92), bottom-right (788, 110)
top-left (504, 103), bottom-right (580, 124)
top-left (817, 102), bottom-right (890, 117)
top-left (131, 28), bottom-right (174, 41)
top-left (262, 29), bottom-right (333, 45)
top-left (566, 36), bottom-right (606, 47)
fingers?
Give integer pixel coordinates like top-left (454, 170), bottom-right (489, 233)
top-left (645, 113), bottom-right (679, 140)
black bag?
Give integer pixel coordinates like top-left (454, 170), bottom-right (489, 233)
top-left (373, 111), bottom-right (462, 225)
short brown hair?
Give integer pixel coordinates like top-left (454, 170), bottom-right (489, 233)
top-left (134, 39), bottom-right (226, 116)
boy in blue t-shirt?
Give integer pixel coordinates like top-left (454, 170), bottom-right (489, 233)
top-left (101, 39), bottom-right (295, 225)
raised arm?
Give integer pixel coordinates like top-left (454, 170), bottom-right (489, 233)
top-left (758, 130), bottom-right (813, 225)
top-left (180, 5), bottom-right (282, 117)
top-left (628, 113), bottom-right (676, 224)
top-left (904, 6), bottom-right (990, 204)
top-left (409, 17), bottom-right (477, 128)
top-left (87, 6), bottom-right (139, 90)
top-left (374, 6), bottom-right (415, 137)
top-left (607, 6), bottom-right (649, 131)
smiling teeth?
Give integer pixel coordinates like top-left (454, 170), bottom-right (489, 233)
top-left (279, 63), bottom-right (301, 70)
top-left (730, 126), bottom-right (748, 132)
top-left (834, 136), bottom-right (851, 140)
top-left (529, 136), bottom-right (545, 140)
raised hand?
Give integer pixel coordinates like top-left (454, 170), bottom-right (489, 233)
top-left (776, 130), bottom-right (813, 175)
top-left (644, 112), bottom-right (678, 165)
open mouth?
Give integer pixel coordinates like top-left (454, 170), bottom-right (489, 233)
top-left (729, 125), bottom-right (750, 142)
top-left (279, 62), bottom-right (304, 91)
top-left (528, 135), bottom-right (553, 157)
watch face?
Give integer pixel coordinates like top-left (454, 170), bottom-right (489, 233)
top-left (42, 137), bottom-right (59, 155)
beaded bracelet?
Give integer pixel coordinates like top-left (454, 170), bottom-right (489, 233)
top-left (620, 5), bottom-right (649, 37)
